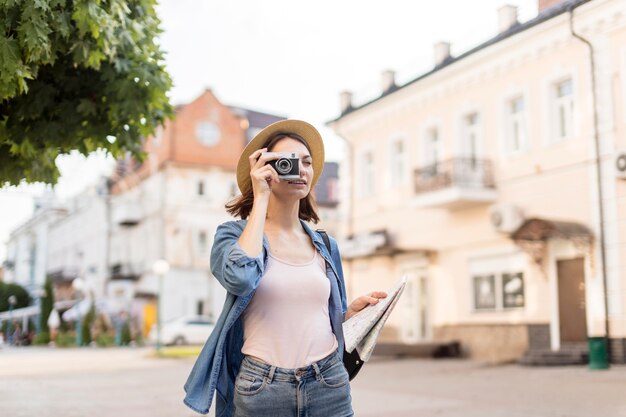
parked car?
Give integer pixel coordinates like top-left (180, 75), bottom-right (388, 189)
top-left (148, 315), bottom-right (215, 346)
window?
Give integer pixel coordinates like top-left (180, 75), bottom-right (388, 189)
top-left (197, 180), bottom-right (205, 196)
top-left (421, 127), bottom-right (440, 176)
top-left (506, 96), bottom-right (527, 154)
top-left (461, 112), bottom-right (480, 162)
top-left (473, 275), bottom-right (496, 310)
top-left (229, 181), bottom-right (238, 198)
top-left (472, 271), bottom-right (525, 311)
top-left (360, 150), bottom-right (375, 197)
top-left (198, 231), bottom-right (208, 254)
top-left (502, 272), bottom-right (525, 308)
top-left (553, 78), bottom-right (574, 141)
top-left (389, 139), bottom-right (406, 187)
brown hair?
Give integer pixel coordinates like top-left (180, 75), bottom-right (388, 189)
top-left (225, 132), bottom-right (321, 223)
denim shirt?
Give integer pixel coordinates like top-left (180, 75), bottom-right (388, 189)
top-left (183, 219), bottom-right (348, 416)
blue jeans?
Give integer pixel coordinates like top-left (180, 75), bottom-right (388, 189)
top-left (233, 349), bottom-right (354, 417)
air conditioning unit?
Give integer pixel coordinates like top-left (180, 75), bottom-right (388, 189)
top-left (616, 151), bottom-right (626, 179)
top-left (489, 203), bottom-right (525, 234)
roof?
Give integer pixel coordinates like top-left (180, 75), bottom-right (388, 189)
top-left (328, 0), bottom-right (592, 123)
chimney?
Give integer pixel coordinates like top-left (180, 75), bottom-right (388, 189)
top-left (538, 0), bottom-right (565, 12)
top-left (498, 5), bottom-right (518, 33)
top-left (340, 91), bottom-right (353, 114)
top-left (381, 70), bottom-right (396, 94)
top-left (433, 41), bottom-right (451, 67)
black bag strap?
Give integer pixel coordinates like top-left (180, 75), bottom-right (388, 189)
top-left (316, 228), bottom-right (364, 381)
top-left (317, 229), bottom-right (332, 254)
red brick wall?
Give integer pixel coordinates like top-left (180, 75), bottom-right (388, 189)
top-left (167, 90), bottom-right (246, 169)
top-left (538, 0), bottom-right (565, 12)
top-left (111, 90), bottom-right (246, 193)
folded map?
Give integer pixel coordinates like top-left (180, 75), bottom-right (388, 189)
top-left (342, 275), bottom-right (408, 362)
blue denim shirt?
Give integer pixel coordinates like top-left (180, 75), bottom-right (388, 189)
top-left (183, 219), bottom-right (348, 416)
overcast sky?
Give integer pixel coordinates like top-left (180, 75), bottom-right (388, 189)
top-left (0, 0), bottom-right (538, 261)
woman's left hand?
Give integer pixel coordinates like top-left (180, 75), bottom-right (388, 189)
top-left (344, 291), bottom-right (388, 321)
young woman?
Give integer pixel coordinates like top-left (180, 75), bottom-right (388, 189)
top-left (184, 120), bottom-right (387, 417)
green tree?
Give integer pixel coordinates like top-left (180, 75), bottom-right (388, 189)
top-left (0, 281), bottom-right (31, 311)
top-left (39, 277), bottom-right (54, 333)
top-left (81, 301), bottom-right (95, 345)
top-left (0, 0), bottom-right (173, 185)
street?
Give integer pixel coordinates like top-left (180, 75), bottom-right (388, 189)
top-left (1, 347), bottom-right (625, 417)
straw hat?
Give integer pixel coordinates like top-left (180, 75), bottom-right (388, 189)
top-left (236, 119), bottom-right (325, 194)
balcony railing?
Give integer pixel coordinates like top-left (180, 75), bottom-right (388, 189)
top-left (414, 157), bottom-right (495, 193)
top-left (110, 263), bottom-right (142, 281)
top-left (412, 157), bottom-right (496, 209)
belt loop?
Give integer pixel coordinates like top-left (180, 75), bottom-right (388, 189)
top-left (266, 365), bottom-right (276, 384)
top-left (312, 362), bottom-right (322, 381)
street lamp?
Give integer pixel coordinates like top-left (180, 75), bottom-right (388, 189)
top-left (152, 259), bottom-right (169, 353)
top-left (72, 277), bottom-right (85, 346)
top-left (7, 295), bottom-right (17, 345)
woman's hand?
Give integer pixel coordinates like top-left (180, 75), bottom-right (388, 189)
top-left (344, 291), bottom-right (388, 321)
top-left (248, 148), bottom-right (280, 198)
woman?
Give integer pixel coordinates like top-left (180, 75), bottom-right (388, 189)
top-left (184, 120), bottom-right (387, 417)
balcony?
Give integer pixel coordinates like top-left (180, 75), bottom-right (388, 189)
top-left (112, 202), bottom-right (142, 226)
top-left (109, 263), bottom-right (142, 281)
top-left (412, 157), bottom-right (497, 209)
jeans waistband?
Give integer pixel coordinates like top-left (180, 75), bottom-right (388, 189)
top-left (240, 348), bottom-right (341, 383)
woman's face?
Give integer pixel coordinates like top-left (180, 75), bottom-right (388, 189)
top-left (268, 137), bottom-right (314, 200)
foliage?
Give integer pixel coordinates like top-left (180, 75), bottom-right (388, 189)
top-left (80, 300), bottom-right (95, 345)
top-left (55, 330), bottom-right (75, 347)
top-left (95, 332), bottom-right (115, 347)
top-left (0, 0), bottom-right (173, 185)
top-left (0, 281), bottom-right (31, 311)
top-left (39, 277), bottom-right (54, 333)
top-left (32, 330), bottom-right (50, 345)
top-left (120, 319), bottom-right (131, 345)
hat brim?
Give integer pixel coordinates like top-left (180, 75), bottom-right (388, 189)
top-left (236, 120), bottom-right (325, 195)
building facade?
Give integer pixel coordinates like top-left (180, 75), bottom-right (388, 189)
top-left (106, 89), bottom-right (286, 331)
top-left (3, 192), bottom-right (67, 297)
top-left (330, 0), bottom-right (626, 363)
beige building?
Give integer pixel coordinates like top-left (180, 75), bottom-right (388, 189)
top-left (329, 0), bottom-right (626, 364)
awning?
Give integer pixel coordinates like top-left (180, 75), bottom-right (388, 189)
top-left (0, 305), bottom-right (40, 321)
top-left (511, 218), bottom-right (593, 241)
top-left (340, 229), bottom-right (433, 260)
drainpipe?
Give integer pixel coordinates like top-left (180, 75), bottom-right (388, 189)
top-left (333, 126), bottom-right (355, 239)
top-left (568, 4), bottom-right (611, 362)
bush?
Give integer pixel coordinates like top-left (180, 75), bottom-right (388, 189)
top-left (0, 282), bottom-right (32, 311)
top-left (40, 278), bottom-right (54, 334)
top-left (32, 331), bottom-right (50, 345)
top-left (95, 333), bottom-right (116, 347)
top-left (120, 320), bottom-right (132, 346)
top-left (55, 331), bottom-right (75, 348)
top-left (81, 303), bottom-right (96, 346)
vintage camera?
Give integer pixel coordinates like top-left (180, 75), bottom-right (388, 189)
top-left (263, 152), bottom-right (300, 179)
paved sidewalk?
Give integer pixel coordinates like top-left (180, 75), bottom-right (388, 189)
top-left (1, 347), bottom-right (625, 417)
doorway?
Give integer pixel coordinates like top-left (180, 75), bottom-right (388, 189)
top-left (556, 258), bottom-right (587, 343)
top-left (401, 270), bottom-right (430, 342)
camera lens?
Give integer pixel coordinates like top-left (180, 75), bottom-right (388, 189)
top-left (276, 158), bottom-right (292, 174)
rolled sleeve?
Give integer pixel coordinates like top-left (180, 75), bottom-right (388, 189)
top-left (210, 222), bottom-right (265, 297)
top-left (229, 241), bottom-right (264, 268)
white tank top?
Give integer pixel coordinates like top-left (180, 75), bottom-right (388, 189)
top-left (240, 249), bottom-right (338, 368)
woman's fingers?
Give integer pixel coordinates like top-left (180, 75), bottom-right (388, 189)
top-left (250, 148), bottom-right (280, 171)
top-left (363, 291), bottom-right (388, 305)
top-left (369, 291), bottom-right (388, 299)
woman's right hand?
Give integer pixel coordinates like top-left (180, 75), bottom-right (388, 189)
top-left (249, 148), bottom-right (280, 198)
